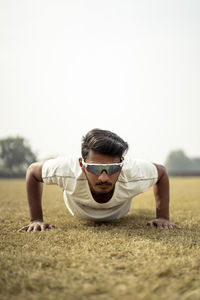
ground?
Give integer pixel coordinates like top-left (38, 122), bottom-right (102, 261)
top-left (0, 178), bottom-right (200, 300)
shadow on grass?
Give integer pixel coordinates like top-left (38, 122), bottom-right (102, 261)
top-left (62, 209), bottom-right (200, 247)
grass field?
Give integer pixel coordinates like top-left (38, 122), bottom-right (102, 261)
top-left (0, 178), bottom-right (200, 300)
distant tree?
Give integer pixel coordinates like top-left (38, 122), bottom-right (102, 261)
top-left (165, 150), bottom-right (200, 175)
top-left (165, 150), bottom-right (191, 173)
top-left (0, 137), bottom-right (37, 177)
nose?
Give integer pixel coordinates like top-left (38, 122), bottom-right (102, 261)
top-left (98, 171), bottom-right (109, 182)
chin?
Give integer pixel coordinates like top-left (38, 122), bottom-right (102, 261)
top-left (94, 186), bottom-right (112, 194)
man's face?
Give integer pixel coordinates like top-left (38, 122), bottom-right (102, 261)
top-left (79, 150), bottom-right (122, 195)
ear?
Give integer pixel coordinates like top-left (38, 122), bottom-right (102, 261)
top-left (79, 157), bottom-right (83, 167)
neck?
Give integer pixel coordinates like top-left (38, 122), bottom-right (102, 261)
top-left (91, 189), bottom-right (114, 204)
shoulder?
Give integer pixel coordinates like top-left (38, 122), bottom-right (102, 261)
top-left (42, 155), bottom-right (81, 178)
top-left (119, 156), bottom-right (158, 181)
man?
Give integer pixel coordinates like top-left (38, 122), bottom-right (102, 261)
top-left (19, 128), bottom-right (180, 232)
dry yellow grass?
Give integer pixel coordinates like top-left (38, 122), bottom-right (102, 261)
top-left (0, 178), bottom-right (200, 300)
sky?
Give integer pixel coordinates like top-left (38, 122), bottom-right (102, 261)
top-left (0, 0), bottom-right (200, 164)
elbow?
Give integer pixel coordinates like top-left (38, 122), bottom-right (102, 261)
top-left (154, 163), bottom-right (168, 183)
top-left (26, 162), bottom-right (43, 182)
top-left (26, 162), bottom-right (37, 175)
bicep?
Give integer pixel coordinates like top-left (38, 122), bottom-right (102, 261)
top-left (27, 161), bottom-right (46, 182)
top-left (153, 163), bottom-right (167, 183)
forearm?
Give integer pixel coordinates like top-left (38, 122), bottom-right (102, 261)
top-left (153, 169), bottom-right (170, 220)
top-left (26, 167), bottom-right (43, 222)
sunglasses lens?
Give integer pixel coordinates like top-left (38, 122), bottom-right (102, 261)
top-left (107, 165), bottom-right (121, 175)
top-left (86, 165), bottom-right (102, 175)
top-left (86, 164), bottom-right (121, 175)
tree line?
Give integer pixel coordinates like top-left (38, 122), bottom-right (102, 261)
top-left (0, 137), bottom-right (36, 178)
top-left (165, 150), bottom-right (200, 176)
top-left (0, 137), bottom-right (200, 177)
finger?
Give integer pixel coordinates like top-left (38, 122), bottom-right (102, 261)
top-left (18, 226), bottom-right (29, 232)
top-left (168, 224), bottom-right (173, 229)
top-left (175, 224), bottom-right (181, 229)
top-left (157, 223), bottom-right (164, 229)
top-left (168, 223), bottom-right (181, 229)
top-left (48, 224), bottom-right (55, 230)
top-left (147, 222), bottom-right (153, 227)
top-left (152, 222), bottom-right (159, 227)
top-left (27, 225), bottom-right (34, 232)
top-left (41, 224), bottom-right (46, 231)
top-left (163, 223), bottom-right (169, 230)
top-left (33, 224), bottom-right (41, 232)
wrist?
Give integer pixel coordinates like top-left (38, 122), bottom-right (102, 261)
top-left (30, 218), bottom-right (43, 223)
top-left (156, 215), bottom-right (169, 220)
top-left (156, 208), bottom-right (169, 220)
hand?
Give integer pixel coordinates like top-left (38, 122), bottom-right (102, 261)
top-left (147, 218), bottom-right (181, 229)
top-left (18, 221), bottom-right (55, 232)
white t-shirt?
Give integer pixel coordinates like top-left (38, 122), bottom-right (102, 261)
top-left (42, 156), bottom-right (158, 221)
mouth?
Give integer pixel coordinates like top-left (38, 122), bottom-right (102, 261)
top-left (96, 183), bottom-right (112, 187)
top-left (96, 182), bottom-right (112, 186)
top-left (96, 184), bottom-right (112, 190)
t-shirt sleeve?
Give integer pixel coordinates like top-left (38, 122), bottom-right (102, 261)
top-left (42, 156), bottom-right (76, 189)
top-left (137, 160), bottom-right (158, 193)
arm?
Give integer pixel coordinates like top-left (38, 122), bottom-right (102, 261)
top-left (147, 163), bottom-right (181, 229)
top-left (19, 161), bottom-right (55, 232)
top-left (153, 163), bottom-right (170, 220)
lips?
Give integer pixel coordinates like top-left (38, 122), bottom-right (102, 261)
top-left (96, 182), bottom-right (112, 186)
top-left (97, 185), bottom-right (112, 190)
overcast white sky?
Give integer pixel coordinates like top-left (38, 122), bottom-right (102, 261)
top-left (0, 0), bottom-right (200, 163)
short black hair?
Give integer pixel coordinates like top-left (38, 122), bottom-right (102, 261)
top-left (81, 128), bottom-right (129, 160)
